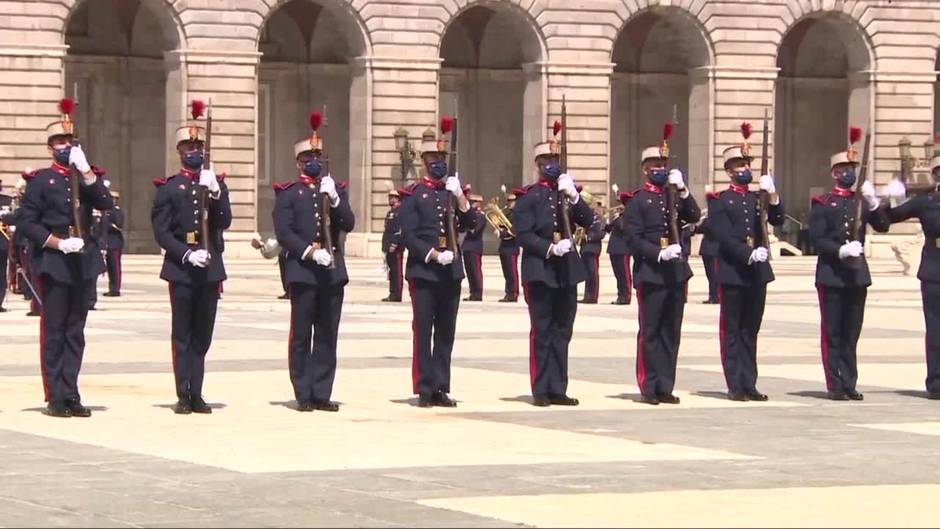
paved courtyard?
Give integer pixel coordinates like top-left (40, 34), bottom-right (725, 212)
top-left (1, 254), bottom-right (938, 527)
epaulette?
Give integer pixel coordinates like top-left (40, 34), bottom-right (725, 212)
top-left (618, 191), bottom-right (634, 203)
top-left (216, 172), bottom-right (227, 183)
top-left (399, 183), bottom-right (419, 197)
top-left (512, 187), bottom-right (527, 196)
top-left (338, 180), bottom-right (349, 190)
top-left (22, 170), bottom-right (38, 180)
top-left (91, 165), bottom-right (107, 177)
top-left (706, 191), bottom-right (720, 201)
top-left (152, 177), bottom-right (168, 186)
top-left (812, 194), bottom-right (827, 205)
top-left (273, 181), bottom-right (295, 192)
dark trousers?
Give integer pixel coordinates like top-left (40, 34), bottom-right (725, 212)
top-left (817, 285), bottom-right (866, 392)
top-left (582, 252), bottom-right (600, 301)
top-left (169, 281), bottom-right (220, 400)
top-left (86, 274), bottom-right (98, 309)
top-left (636, 282), bottom-right (686, 397)
top-left (37, 275), bottom-right (93, 403)
top-left (408, 278), bottom-right (460, 396)
top-left (702, 256), bottom-right (719, 302)
top-left (106, 249), bottom-right (121, 294)
top-left (719, 283), bottom-right (767, 393)
top-left (499, 251), bottom-right (519, 299)
top-left (0, 249), bottom-right (7, 307)
top-left (386, 251), bottom-right (403, 298)
top-left (609, 254), bottom-right (633, 302)
top-left (463, 251), bottom-right (483, 298)
top-left (524, 282), bottom-right (578, 398)
top-left (288, 283), bottom-right (345, 402)
top-left (278, 255), bottom-right (288, 294)
top-left (22, 248), bottom-right (39, 312)
top-left (921, 281), bottom-right (940, 393)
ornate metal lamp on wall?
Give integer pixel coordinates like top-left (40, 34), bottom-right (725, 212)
top-left (393, 127), bottom-right (417, 188)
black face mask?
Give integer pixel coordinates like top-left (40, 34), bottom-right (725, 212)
top-left (733, 169), bottom-right (753, 185)
top-left (182, 150), bottom-right (204, 170)
top-left (53, 145), bottom-right (71, 166)
top-left (428, 160), bottom-right (448, 180)
top-left (836, 168), bottom-right (857, 189)
top-left (648, 168), bottom-right (668, 186)
top-left (302, 159), bottom-right (323, 177)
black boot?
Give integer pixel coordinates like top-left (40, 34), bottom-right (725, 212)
top-left (65, 398), bottom-right (92, 418)
top-left (191, 397), bottom-right (213, 414)
top-left (174, 397), bottom-right (193, 414)
top-left (44, 402), bottom-right (71, 418)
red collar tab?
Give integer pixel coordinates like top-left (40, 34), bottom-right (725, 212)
top-left (422, 177), bottom-right (445, 190)
top-left (644, 182), bottom-right (664, 194)
top-left (832, 186), bottom-right (854, 197)
top-left (180, 167), bottom-right (199, 180)
top-left (51, 163), bottom-right (70, 177)
top-left (537, 178), bottom-right (558, 189)
top-left (299, 175), bottom-right (318, 186)
top-left (729, 183), bottom-right (748, 195)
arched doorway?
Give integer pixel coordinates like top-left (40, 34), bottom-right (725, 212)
top-left (65, 0), bottom-right (182, 252)
top-left (439, 3), bottom-right (546, 251)
top-left (256, 0), bottom-right (370, 235)
top-left (775, 14), bottom-right (873, 226)
top-left (610, 8), bottom-right (713, 195)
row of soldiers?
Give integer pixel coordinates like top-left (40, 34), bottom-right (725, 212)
top-left (12, 96), bottom-right (940, 419)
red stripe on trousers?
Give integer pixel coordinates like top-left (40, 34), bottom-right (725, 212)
top-left (817, 286), bottom-right (834, 391)
top-left (37, 274), bottom-right (49, 402)
top-left (114, 250), bottom-right (122, 291)
top-left (396, 252), bottom-right (404, 293)
top-left (718, 284), bottom-right (730, 389)
top-left (408, 280), bottom-right (421, 394)
top-left (476, 253), bottom-right (483, 294)
top-left (623, 255), bottom-right (633, 300)
top-left (593, 254), bottom-right (600, 300)
top-left (636, 283), bottom-right (647, 394)
top-left (523, 282), bottom-right (537, 388)
top-left (169, 284), bottom-right (178, 377)
top-left (511, 252), bottom-right (519, 296)
top-left (287, 284), bottom-right (294, 382)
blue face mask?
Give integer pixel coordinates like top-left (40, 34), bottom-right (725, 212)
top-left (542, 162), bottom-right (562, 181)
top-left (733, 169), bottom-right (753, 185)
top-left (182, 150), bottom-right (205, 169)
top-left (837, 168), bottom-right (857, 189)
top-left (53, 145), bottom-right (71, 166)
top-left (648, 168), bottom-right (668, 186)
top-left (302, 159), bottom-right (323, 177)
top-left (428, 160), bottom-right (448, 180)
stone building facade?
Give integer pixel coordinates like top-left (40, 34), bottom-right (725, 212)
top-left (1, 0), bottom-right (937, 255)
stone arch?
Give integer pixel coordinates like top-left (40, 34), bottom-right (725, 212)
top-left (61, 0), bottom-right (185, 50)
top-left (774, 10), bottom-right (875, 226)
top-left (255, 0), bottom-right (372, 58)
top-left (609, 5), bottom-right (715, 194)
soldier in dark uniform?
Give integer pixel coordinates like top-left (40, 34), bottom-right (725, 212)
top-left (624, 140), bottom-right (701, 405)
top-left (382, 189), bottom-right (403, 302)
top-left (100, 190), bottom-right (124, 297)
top-left (707, 138), bottom-right (785, 401)
top-left (18, 98), bottom-right (113, 417)
top-left (274, 111), bottom-right (355, 412)
top-left (515, 135), bottom-right (596, 407)
top-left (497, 192), bottom-right (519, 302)
top-left (462, 192), bottom-right (486, 301)
top-left (606, 191), bottom-right (633, 305)
top-left (884, 145), bottom-right (940, 399)
top-left (151, 100), bottom-right (232, 414)
top-left (696, 193), bottom-right (720, 304)
top-left (0, 181), bottom-right (12, 312)
top-left (809, 129), bottom-right (889, 401)
top-left (578, 199), bottom-right (606, 304)
top-left (398, 121), bottom-right (476, 407)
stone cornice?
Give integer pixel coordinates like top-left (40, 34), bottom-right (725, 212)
top-left (0, 44), bottom-right (68, 57)
top-left (165, 49), bottom-right (262, 65)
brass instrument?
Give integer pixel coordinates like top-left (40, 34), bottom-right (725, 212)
top-left (0, 195), bottom-right (17, 242)
top-left (484, 197), bottom-right (513, 236)
top-left (606, 204), bottom-right (625, 223)
top-left (573, 225), bottom-right (587, 246)
top-left (250, 234), bottom-right (282, 260)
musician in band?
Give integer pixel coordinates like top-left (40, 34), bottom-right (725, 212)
top-left (99, 190), bottom-right (124, 297)
top-left (606, 191), bottom-right (633, 305)
top-left (696, 193), bottom-right (720, 305)
top-left (462, 192), bottom-right (486, 302)
top-left (578, 198), bottom-right (606, 304)
top-left (382, 189), bottom-right (404, 302)
top-left (496, 192), bottom-right (520, 302)
top-left (0, 181), bottom-right (12, 312)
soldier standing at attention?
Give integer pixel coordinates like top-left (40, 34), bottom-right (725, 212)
top-left (606, 191), bottom-right (633, 305)
top-left (462, 192), bottom-right (486, 302)
top-left (100, 190), bottom-right (124, 297)
top-left (578, 198), bottom-right (606, 304)
top-left (497, 192), bottom-right (520, 303)
top-left (382, 189), bottom-right (404, 302)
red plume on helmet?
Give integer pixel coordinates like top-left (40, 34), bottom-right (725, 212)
top-left (190, 100), bottom-right (206, 120)
top-left (849, 126), bottom-right (862, 145)
top-left (553, 120), bottom-right (562, 137)
top-left (440, 116), bottom-right (454, 135)
top-left (309, 111), bottom-right (323, 132)
top-left (59, 98), bottom-right (76, 117)
top-left (662, 122), bottom-right (674, 142)
top-left (740, 122), bottom-right (753, 140)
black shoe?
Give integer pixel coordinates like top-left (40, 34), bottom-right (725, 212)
top-left (88, 306), bottom-right (96, 311)
top-left (381, 295), bottom-right (401, 302)
top-left (746, 390), bottom-right (769, 402)
top-left (174, 398), bottom-right (193, 414)
top-left (312, 400), bottom-right (340, 412)
top-left (463, 296), bottom-right (482, 302)
top-left (433, 391), bottom-right (457, 407)
top-left (578, 299), bottom-right (597, 304)
top-left (549, 395), bottom-right (580, 406)
top-left (417, 394), bottom-right (434, 408)
top-left (702, 299), bottom-right (718, 305)
top-left (827, 391), bottom-right (848, 401)
top-left (43, 402), bottom-right (71, 418)
top-left (611, 297), bottom-right (628, 305)
top-left (27, 311), bottom-right (40, 317)
top-left (927, 391), bottom-right (940, 400)
top-left (658, 394), bottom-right (681, 404)
top-left (640, 395), bottom-right (660, 406)
top-left (532, 397), bottom-right (551, 407)
top-left (498, 296), bottom-right (518, 303)
top-left (278, 293), bottom-right (290, 300)
top-left (65, 399), bottom-right (92, 417)
top-left (0, 307), bottom-right (7, 313)
top-left (191, 397), bottom-right (212, 414)
top-left (846, 390), bottom-right (864, 401)
top-left (103, 292), bottom-right (120, 297)
top-left (296, 400), bottom-right (314, 412)
top-left (727, 391), bottom-right (748, 402)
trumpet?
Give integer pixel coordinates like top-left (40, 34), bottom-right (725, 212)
top-left (573, 225), bottom-right (587, 246)
top-left (250, 234), bottom-right (282, 260)
top-left (0, 197), bottom-right (17, 242)
top-left (484, 197), bottom-right (513, 237)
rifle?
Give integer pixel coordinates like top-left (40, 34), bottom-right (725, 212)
top-left (559, 95), bottom-right (573, 243)
top-left (851, 131), bottom-right (873, 241)
top-left (320, 105), bottom-right (335, 269)
top-left (759, 108), bottom-right (771, 257)
top-left (665, 106), bottom-right (680, 247)
top-left (198, 99), bottom-right (213, 259)
top-left (445, 114), bottom-right (459, 254)
top-left (67, 94), bottom-right (85, 248)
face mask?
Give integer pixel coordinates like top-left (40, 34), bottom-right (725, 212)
top-left (733, 169), bottom-right (753, 185)
top-left (182, 150), bottom-right (204, 169)
top-left (837, 168), bottom-right (856, 188)
top-left (542, 163), bottom-right (562, 181)
top-left (53, 145), bottom-right (71, 166)
top-left (302, 159), bottom-right (323, 177)
top-left (428, 160), bottom-right (448, 180)
top-left (648, 168), bottom-right (668, 186)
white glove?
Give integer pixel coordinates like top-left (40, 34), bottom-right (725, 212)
top-left (668, 169), bottom-right (685, 190)
top-left (437, 250), bottom-right (455, 265)
top-left (551, 238), bottom-right (573, 257)
top-left (861, 181), bottom-right (878, 211)
top-left (658, 243), bottom-right (682, 262)
top-left (557, 173), bottom-right (578, 200)
top-left (58, 237), bottom-right (85, 254)
top-left (749, 246), bottom-right (769, 264)
top-left (187, 249), bottom-right (210, 268)
top-left (199, 169), bottom-right (220, 194)
top-left (68, 145), bottom-right (91, 174)
top-left (318, 175), bottom-right (338, 202)
top-left (445, 176), bottom-right (463, 198)
top-left (886, 178), bottom-right (907, 200)
top-left (838, 241), bottom-right (863, 260)
top-left (759, 174), bottom-right (775, 195)
top-left (312, 248), bottom-right (333, 267)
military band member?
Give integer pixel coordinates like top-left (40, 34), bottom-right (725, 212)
top-left (884, 139), bottom-right (940, 400)
top-left (624, 137), bottom-right (701, 405)
top-left (809, 127), bottom-right (889, 401)
top-left (578, 199), bottom-right (606, 304)
top-left (382, 189), bottom-right (403, 302)
top-left (100, 190), bottom-right (124, 297)
top-left (606, 191), bottom-right (633, 305)
top-left (9, 176), bottom-right (38, 316)
top-left (152, 100), bottom-right (232, 414)
top-left (398, 121), bottom-right (476, 407)
top-left (18, 98), bottom-right (113, 417)
top-left (0, 182), bottom-right (12, 312)
top-left (515, 133), bottom-right (595, 406)
top-left (707, 132), bottom-right (784, 401)
top-left (462, 192), bottom-right (486, 301)
top-left (497, 192), bottom-right (520, 302)
top-left (696, 195), bottom-right (720, 304)
top-left (274, 111), bottom-right (355, 413)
